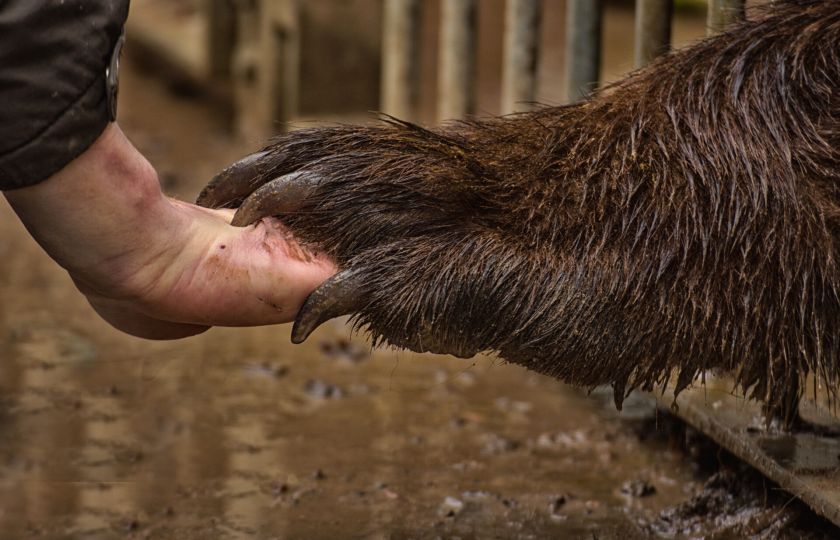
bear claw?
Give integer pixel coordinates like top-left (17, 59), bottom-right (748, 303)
top-left (196, 150), bottom-right (270, 209)
top-left (292, 268), bottom-right (367, 344)
top-left (231, 171), bottom-right (324, 227)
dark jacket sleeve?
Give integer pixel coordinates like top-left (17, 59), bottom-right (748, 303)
top-left (0, 0), bottom-right (130, 190)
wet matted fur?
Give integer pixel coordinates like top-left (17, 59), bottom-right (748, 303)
top-left (198, 0), bottom-right (840, 424)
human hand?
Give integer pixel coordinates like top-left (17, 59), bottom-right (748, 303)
top-left (3, 124), bottom-right (336, 339)
top-left (195, 120), bottom-right (541, 358)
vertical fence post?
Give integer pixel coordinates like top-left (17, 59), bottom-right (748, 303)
top-left (501, 0), bottom-right (542, 115)
top-left (255, 0), bottom-right (300, 135)
top-left (634, 0), bottom-right (672, 69)
top-left (232, 1), bottom-right (262, 138)
top-left (565, 0), bottom-right (603, 103)
top-left (204, 0), bottom-right (237, 81)
top-left (381, 0), bottom-right (421, 119)
top-left (437, 0), bottom-right (477, 121)
top-left (707, 0), bottom-right (745, 34)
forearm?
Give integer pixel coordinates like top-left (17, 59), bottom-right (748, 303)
top-left (4, 124), bottom-right (184, 297)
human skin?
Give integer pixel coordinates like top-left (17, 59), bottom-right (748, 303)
top-left (3, 123), bottom-right (336, 339)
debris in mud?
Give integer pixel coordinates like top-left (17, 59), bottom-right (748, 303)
top-left (481, 433), bottom-right (521, 455)
top-left (535, 430), bottom-right (590, 449)
top-left (312, 469), bottom-right (326, 480)
top-left (376, 483), bottom-right (400, 500)
top-left (493, 397), bottom-right (532, 414)
top-left (548, 494), bottom-right (571, 519)
top-left (115, 448), bottom-right (145, 464)
top-left (583, 499), bottom-right (603, 515)
top-left (438, 496), bottom-right (465, 518)
top-left (434, 369), bottom-right (477, 388)
top-left (318, 338), bottom-right (369, 364)
top-left (289, 487), bottom-right (316, 506)
top-left (451, 459), bottom-right (482, 472)
top-left (646, 469), bottom-right (777, 537)
top-left (450, 416), bottom-right (469, 428)
top-left (617, 413), bottom-right (838, 538)
top-left (642, 445), bottom-right (838, 539)
top-left (243, 361), bottom-right (289, 379)
top-left (304, 379), bottom-right (345, 399)
top-left (232, 442), bottom-right (261, 454)
top-left (345, 383), bottom-right (376, 396)
top-left (269, 482), bottom-right (290, 497)
top-left (121, 517), bottom-right (140, 532)
top-left (620, 479), bottom-right (656, 498)
top-left (261, 477), bottom-right (317, 507)
top-left (461, 490), bottom-right (492, 500)
top-left (409, 435), bottom-right (426, 446)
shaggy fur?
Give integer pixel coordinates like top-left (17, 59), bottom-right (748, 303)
top-left (201, 0), bottom-right (840, 424)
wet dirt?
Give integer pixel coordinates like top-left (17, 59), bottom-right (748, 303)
top-left (1, 12), bottom-right (838, 538)
top-left (639, 419), bottom-right (839, 539)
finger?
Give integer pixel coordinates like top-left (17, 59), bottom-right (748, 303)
top-left (292, 268), bottom-right (366, 344)
top-left (196, 150), bottom-right (269, 208)
top-left (231, 171), bottom-right (323, 227)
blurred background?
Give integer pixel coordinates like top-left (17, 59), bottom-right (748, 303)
top-left (1, 1), bottom-right (836, 538)
top-left (125, 0), bottom-right (711, 136)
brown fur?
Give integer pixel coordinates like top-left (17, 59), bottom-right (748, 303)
top-left (213, 1), bottom-right (840, 422)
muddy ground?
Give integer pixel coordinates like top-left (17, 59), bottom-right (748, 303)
top-left (1, 7), bottom-right (839, 539)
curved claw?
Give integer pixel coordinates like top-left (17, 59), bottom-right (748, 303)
top-left (196, 151), bottom-right (269, 208)
top-left (292, 269), bottom-right (367, 344)
top-left (231, 171), bottom-right (323, 227)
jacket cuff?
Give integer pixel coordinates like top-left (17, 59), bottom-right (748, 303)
top-left (0, 0), bottom-right (130, 191)
top-left (0, 75), bottom-right (111, 191)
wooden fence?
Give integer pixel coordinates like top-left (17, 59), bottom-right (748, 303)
top-left (130, 0), bottom-right (747, 137)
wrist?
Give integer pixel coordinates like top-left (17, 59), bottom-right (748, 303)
top-left (5, 123), bottom-right (166, 224)
top-left (3, 124), bottom-right (174, 291)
